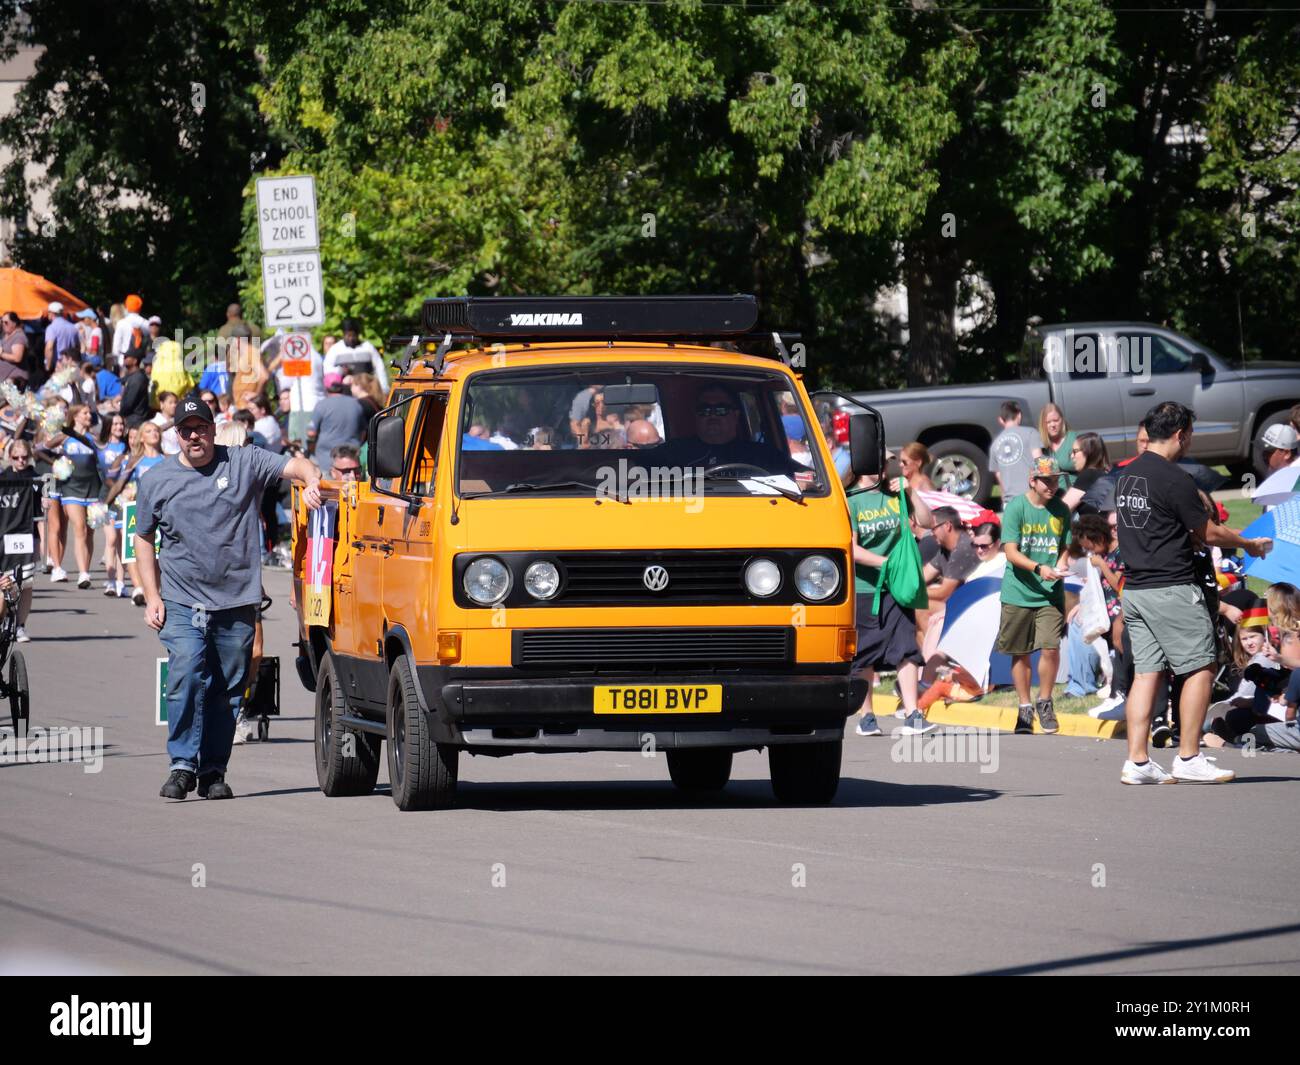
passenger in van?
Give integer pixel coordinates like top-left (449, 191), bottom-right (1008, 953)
top-left (626, 419), bottom-right (662, 448)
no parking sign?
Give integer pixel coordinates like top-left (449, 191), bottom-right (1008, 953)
top-left (281, 332), bottom-right (313, 377)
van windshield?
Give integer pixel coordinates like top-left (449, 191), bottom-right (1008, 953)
top-left (457, 365), bottom-right (834, 498)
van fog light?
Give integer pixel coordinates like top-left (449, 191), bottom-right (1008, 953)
top-left (524, 561), bottom-right (560, 600)
top-left (745, 558), bottom-right (782, 597)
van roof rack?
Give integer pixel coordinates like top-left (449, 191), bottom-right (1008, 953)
top-left (388, 295), bottom-right (802, 373)
top-left (422, 294), bottom-right (758, 339)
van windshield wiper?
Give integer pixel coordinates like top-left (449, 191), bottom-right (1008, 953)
top-left (701, 468), bottom-right (805, 504)
top-left (502, 479), bottom-right (630, 503)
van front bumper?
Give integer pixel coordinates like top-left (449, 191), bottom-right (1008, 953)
top-left (432, 670), bottom-right (865, 749)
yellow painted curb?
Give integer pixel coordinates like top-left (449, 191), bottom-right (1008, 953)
top-left (869, 693), bottom-right (1125, 739)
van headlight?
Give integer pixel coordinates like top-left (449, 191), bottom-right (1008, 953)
top-left (524, 560), bottom-right (560, 600)
top-left (795, 554), bottom-right (840, 602)
top-left (464, 557), bottom-right (511, 605)
top-left (745, 558), bottom-right (782, 597)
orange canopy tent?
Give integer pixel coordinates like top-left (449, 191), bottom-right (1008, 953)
top-left (0, 267), bottom-right (89, 319)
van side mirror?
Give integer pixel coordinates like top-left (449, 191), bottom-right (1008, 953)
top-left (848, 406), bottom-right (886, 477)
top-left (371, 415), bottom-right (407, 480)
top-left (1192, 350), bottom-right (1212, 375)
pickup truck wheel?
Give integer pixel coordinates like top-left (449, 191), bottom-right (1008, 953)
top-left (666, 749), bottom-right (732, 793)
top-left (386, 654), bottom-right (458, 811)
top-left (768, 740), bottom-right (842, 805)
top-left (927, 439), bottom-right (991, 504)
top-left (315, 654), bottom-right (381, 797)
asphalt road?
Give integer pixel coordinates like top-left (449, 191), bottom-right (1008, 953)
top-left (2, 564), bottom-right (1298, 975)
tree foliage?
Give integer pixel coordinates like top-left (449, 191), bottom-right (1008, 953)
top-left (1, 1), bottom-right (1296, 384)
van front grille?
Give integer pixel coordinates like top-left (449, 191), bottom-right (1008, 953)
top-left (514, 627), bottom-right (793, 669)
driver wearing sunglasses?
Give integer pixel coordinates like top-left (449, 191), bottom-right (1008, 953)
top-left (666, 384), bottom-right (799, 477)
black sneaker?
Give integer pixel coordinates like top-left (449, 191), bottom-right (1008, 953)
top-left (1035, 698), bottom-right (1060, 735)
top-left (198, 773), bottom-right (233, 800)
top-left (1151, 720), bottom-right (1174, 749)
top-left (160, 769), bottom-right (197, 800)
top-left (1014, 704), bottom-right (1035, 734)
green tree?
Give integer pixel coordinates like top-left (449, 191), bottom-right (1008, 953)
top-left (0, 0), bottom-right (268, 328)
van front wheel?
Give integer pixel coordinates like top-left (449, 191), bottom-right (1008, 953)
top-left (386, 655), bottom-right (458, 811)
top-left (769, 740), bottom-right (842, 805)
top-left (666, 749), bottom-right (732, 793)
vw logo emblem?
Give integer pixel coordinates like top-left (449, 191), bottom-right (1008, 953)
top-left (643, 564), bottom-right (670, 592)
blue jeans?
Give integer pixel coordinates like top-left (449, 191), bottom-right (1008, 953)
top-left (1064, 617), bottom-right (1100, 697)
top-left (159, 601), bottom-right (256, 777)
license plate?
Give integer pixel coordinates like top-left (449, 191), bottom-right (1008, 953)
top-left (593, 684), bottom-right (722, 714)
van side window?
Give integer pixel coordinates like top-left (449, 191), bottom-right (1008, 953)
top-left (373, 389), bottom-right (416, 494)
top-left (407, 393), bottom-right (448, 497)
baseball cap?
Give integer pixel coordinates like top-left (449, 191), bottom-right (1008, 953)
top-left (1262, 423), bottom-right (1299, 451)
top-left (176, 392), bottom-right (215, 426)
top-left (1030, 456), bottom-right (1062, 480)
top-left (47, 301), bottom-right (63, 314)
top-left (75, 308), bottom-right (96, 320)
top-left (124, 294), bottom-right (143, 313)
top-left (967, 507), bottom-right (1001, 530)
top-left (147, 315), bottom-right (162, 326)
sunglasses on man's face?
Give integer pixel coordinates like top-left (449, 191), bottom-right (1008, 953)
top-left (696, 404), bottom-right (736, 418)
top-left (332, 464), bottom-right (361, 477)
top-left (177, 423), bottom-right (211, 438)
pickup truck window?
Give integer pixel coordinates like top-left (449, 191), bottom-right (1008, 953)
top-left (1120, 332), bottom-right (1192, 376)
top-left (456, 365), bottom-right (830, 498)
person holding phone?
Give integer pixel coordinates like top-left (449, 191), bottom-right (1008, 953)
top-left (997, 456), bottom-right (1073, 735)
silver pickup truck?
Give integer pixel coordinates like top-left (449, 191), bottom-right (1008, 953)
top-left (846, 321), bottom-right (1300, 503)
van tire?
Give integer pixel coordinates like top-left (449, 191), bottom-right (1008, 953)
top-left (386, 654), bottom-right (457, 811)
top-left (769, 740), bottom-right (842, 805)
top-left (315, 654), bottom-right (381, 797)
top-left (666, 749), bottom-right (732, 793)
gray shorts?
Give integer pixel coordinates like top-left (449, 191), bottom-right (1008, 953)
top-left (1121, 584), bottom-right (1217, 676)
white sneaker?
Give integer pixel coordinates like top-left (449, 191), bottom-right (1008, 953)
top-left (15, 627), bottom-right (29, 643)
top-left (233, 715), bottom-right (257, 745)
top-left (1121, 759), bottom-right (1176, 785)
top-left (1095, 683), bottom-right (1111, 700)
top-left (102, 580), bottom-right (116, 596)
top-left (49, 566), bottom-right (68, 583)
top-left (1089, 694), bottom-right (1126, 718)
top-left (1171, 753), bottom-right (1235, 784)
top-left (115, 581), bottom-right (126, 597)
top-left (77, 572), bottom-right (91, 589)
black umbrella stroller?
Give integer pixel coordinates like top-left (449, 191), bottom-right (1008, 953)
top-left (0, 475), bottom-right (36, 736)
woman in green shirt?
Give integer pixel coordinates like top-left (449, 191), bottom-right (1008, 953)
top-left (1037, 403), bottom-right (1077, 488)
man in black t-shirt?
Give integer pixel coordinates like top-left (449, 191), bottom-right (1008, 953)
top-left (1114, 402), bottom-right (1271, 786)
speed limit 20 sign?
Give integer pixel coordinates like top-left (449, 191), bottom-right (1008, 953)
top-left (262, 251), bottom-right (325, 328)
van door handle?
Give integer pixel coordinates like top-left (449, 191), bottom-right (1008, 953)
top-left (351, 541), bottom-right (367, 552)
top-left (378, 544), bottom-right (394, 556)
top-left (1128, 387), bottom-right (1155, 396)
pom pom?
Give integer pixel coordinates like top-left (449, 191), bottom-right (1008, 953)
top-left (86, 501), bottom-right (110, 529)
top-left (41, 407), bottom-right (66, 434)
top-left (52, 456), bottom-right (73, 481)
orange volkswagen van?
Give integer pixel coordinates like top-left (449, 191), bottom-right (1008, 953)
top-left (292, 296), bottom-right (883, 809)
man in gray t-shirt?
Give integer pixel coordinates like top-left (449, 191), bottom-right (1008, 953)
top-left (308, 382), bottom-right (368, 459)
top-left (989, 400), bottom-right (1043, 506)
top-left (136, 391), bottom-right (321, 802)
